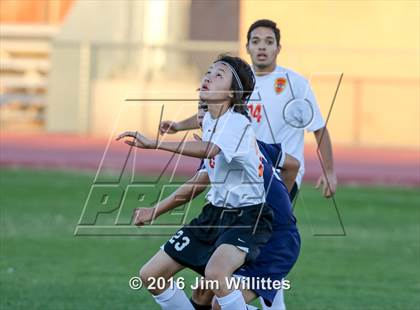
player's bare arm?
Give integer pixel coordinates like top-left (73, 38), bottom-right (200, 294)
top-left (314, 127), bottom-right (337, 198)
top-left (280, 154), bottom-right (300, 192)
top-left (133, 171), bottom-right (210, 226)
top-left (159, 114), bottom-right (199, 135)
top-left (116, 131), bottom-right (220, 159)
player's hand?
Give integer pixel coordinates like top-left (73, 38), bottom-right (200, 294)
top-left (133, 207), bottom-right (156, 226)
top-left (159, 120), bottom-right (178, 135)
top-left (315, 171), bottom-right (337, 198)
top-left (193, 133), bottom-right (202, 141)
top-left (116, 131), bottom-right (156, 149)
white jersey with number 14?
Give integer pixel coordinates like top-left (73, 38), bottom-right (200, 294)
top-left (248, 65), bottom-right (325, 187)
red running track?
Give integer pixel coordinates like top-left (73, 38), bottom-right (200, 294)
top-left (0, 133), bottom-right (419, 187)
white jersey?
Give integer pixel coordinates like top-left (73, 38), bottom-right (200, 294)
top-left (248, 65), bottom-right (325, 187)
top-left (202, 108), bottom-right (265, 208)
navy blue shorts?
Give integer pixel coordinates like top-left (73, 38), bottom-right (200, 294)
top-left (163, 203), bottom-right (274, 276)
top-left (234, 228), bottom-right (301, 306)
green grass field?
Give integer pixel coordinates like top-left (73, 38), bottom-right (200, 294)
top-left (1, 168), bottom-right (419, 309)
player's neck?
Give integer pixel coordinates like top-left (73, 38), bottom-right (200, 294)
top-left (253, 62), bottom-right (277, 76)
top-left (207, 101), bottom-right (230, 119)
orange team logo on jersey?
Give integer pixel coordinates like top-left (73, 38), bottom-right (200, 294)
top-left (274, 77), bottom-right (287, 94)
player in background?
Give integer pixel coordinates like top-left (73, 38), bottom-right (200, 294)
top-left (244, 19), bottom-right (337, 201)
top-left (133, 103), bottom-right (300, 310)
top-left (118, 55), bottom-right (274, 310)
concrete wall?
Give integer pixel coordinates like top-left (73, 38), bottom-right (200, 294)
top-left (46, 0), bottom-right (241, 136)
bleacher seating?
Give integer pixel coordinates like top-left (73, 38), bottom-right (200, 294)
top-left (0, 24), bottom-right (57, 130)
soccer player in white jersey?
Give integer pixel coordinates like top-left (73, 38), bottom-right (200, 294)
top-left (159, 19), bottom-right (337, 310)
top-left (135, 102), bottom-right (300, 310)
top-left (117, 55), bottom-right (274, 310)
top-left (245, 19), bottom-right (337, 202)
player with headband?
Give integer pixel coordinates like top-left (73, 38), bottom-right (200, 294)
top-left (117, 55), bottom-right (273, 310)
top-left (134, 100), bottom-right (301, 309)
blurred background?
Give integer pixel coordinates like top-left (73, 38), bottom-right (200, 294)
top-left (0, 0), bottom-right (418, 184)
top-left (0, 1), bottom-right (419, 309)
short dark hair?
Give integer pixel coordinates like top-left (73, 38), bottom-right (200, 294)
top-left (215, 55), bottom-right (255, 119)
top-left (247, 19), bottom-right (281, 46)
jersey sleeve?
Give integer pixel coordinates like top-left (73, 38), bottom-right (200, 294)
top-left (303, 82), bottom-right (325, 132)
top-left (277, 147), bottom-right (286, 168)
top-left (210, 114), bottom-right (250, 163)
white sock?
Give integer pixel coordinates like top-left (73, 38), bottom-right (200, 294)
top-left (246, 305), bottom-right (259, 310)
top-left (216, 290), bottom-right (247, 310)
top-left (153, 286), bottom-right (194, 310)
top-left (260, 288), bottom-right (286, 310)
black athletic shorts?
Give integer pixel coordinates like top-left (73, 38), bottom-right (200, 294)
top-left (163, 203), bottom-right (274, 276)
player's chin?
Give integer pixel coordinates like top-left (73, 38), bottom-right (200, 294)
top-left (254, 57), bottom-right (272, 67)
top-left (199, 92), bottom-right (215, 102)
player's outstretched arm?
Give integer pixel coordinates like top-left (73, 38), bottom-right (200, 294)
top-left (157, 140), bottom-right (220, 159)
top-left (116, 131), bottom-right (220, 159)
top-left (133, 170), bottom-right (210, 226)
top-left (281, 154), bottom-right (300, 192)
top-left (159, 114), bottom-right (199, 135)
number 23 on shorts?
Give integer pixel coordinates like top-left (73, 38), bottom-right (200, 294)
top-left (168, 230), bottom-right (191, 251)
